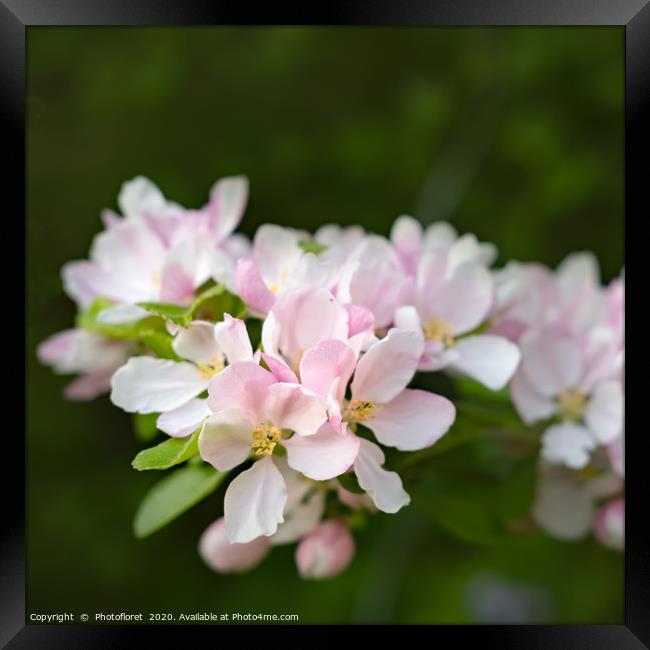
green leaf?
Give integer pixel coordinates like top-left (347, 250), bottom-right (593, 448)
top-left (133, 413), bottom-right (159, 443)
top-left (137, 330), bottom-right (182, 360)
top-left (135, 302), bottom-right (189, 325)
top-left (77, 298), bottom-right (161, 338)
top-left (138, 284), bottom-right (245, 326)
top-left (298, 239), bottom-right (327, 255)
top-left (133, 464), bottom-right (225, 539)
top-left (76, 298), bottom-right (180, 360)
top-left (422, 492), bottom-right (502, 545)
top-left (132, 430), bottom-right (200, 471)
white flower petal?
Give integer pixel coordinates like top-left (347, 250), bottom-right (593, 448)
top-left (353, 439), bottom-right (410, 513)
top-left (540, 422), bottom-right (596, 469)
top-left (366, 389), bottom-right (455, 451)
top-left (224, 456), bottom-right (287, 543)
top-left (532, 464), bottom-right (594, 540)
top-left (157, 398), bottom-right (211, 438)
top-left (584, 380), bottom-right (623, 443)
top-left (451, 335), bottom-right (521, 391)
top-left (520, 329), bottom-right (582, 397)
top-left (214, 314), bottom-right (253, 364)
top-left (510, 371), bottom-right (556, 424)
top-left (118, 176), bottom-right (166, 220)
top-left (351, 328), bottom-right (423, 403)
top-left (110, 357), bottom-right (206, 413)
top-left (198, 411), bottom-right (253, 472)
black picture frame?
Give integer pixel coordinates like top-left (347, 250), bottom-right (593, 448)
top-left (6, 1), bottom-right (646, 645)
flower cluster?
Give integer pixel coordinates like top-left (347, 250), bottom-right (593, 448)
top-left (491, 255), bottom-right (624, 548)
top-left (38, 175), bottom-right (624, 578)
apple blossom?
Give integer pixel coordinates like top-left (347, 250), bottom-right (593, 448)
top-left (295, 520), bottom-right (356, 580)
top-left (297, 331), bottom-right (455, 512)
top-left (390, 215), bottom-right (497, 277)
top-left (235, 225), bottom-right (337, 315)
top-left (199, 459), bottom-right (328, 573)
top-left (37, 328), bottom-right (133, 400)
top-left (314, 224), bottom-right (367, 266)
top-left (201, 360), bottom-right (359, 543)
top-left (593, 498), bottom-right (624, 551)
top-left (510, 326), bottom-right (623, 469)
top-left (394, 247), bottom-right (520, 389)
top-left (489, 253), bottom-right (613, 345)
top-left (199, 518), bottom-right (271, 573)
top-left (111, 314), bottom-right (253, 437)
top-left (261, 286), bottom-right (376, 371)
top-left (63, 175), bottom-right (249, 324)
top-left (37, 174), bottom-right (625, 578)
top-left (532, 460), bottom-right (623, 549)
top-left (336, 235), bottom-right (413, 329)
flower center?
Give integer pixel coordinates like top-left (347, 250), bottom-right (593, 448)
top-left (267, 271), bottom-right (288, 296)
top-left (346, 400), bottom-right (377, 422)
top-left (197, 358), bottom-right (225, 380)
top-left (423, 319), bottom-right (455, 348)
top-left (251, 420), bottom-right (282, 456)
top-left (558, 388), bottom-right (587, 420)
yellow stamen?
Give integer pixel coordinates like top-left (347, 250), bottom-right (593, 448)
top-left (291, 348), bottom-right (305, 375)
top-left (251, 420), bottom-right (282, 456)
top-left (347, 400), bottom-right (377, 422)
top-left (423, 319), bottom-right (455, 348)
top-left (558, 388), bottom-right (587, 420)
top-left (197, 358), bottom-right (224, 380)
top-left (267, 272), bottom-right (288, 296)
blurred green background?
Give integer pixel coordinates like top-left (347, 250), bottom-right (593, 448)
top-left (27, 27), bottom-right (624, 624)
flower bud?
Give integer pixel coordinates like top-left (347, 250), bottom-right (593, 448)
top-left (295, 520), bottom-right (355, 580)
top-left (199, 517), bottom-right (270, 573)
top-left (593, 498), bottom-right (624, 551)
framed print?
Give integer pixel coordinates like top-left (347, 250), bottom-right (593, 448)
top-left (4, 0), bottom-right (647, 645)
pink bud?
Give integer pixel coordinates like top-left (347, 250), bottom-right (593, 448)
top-left (295, 520), bottom-right (355, 580)
top-left (607, 436), bottom-right (624, 478)
top-left (593, 499), bottom-right (624, 551)
top-left (199, 517), bottom-right (270, 573)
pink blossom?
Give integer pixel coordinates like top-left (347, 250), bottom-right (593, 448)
top-left (199, 517), bottom-right (271, 573)
top-left (510, 326), bottom-right (623, 469)
top-left (532, 462), bottom-right (623, 544)
top-left (235, 225), bottom-right (336, 315)
top-left (261, 287), bottom-right (371, 373)
top-left (490, 262), bottom-right (559, 343)
top-left (593, 498), bottom-right (624, 551)
top-left (110, 315), bottom-right (252, 437)
top-left (201, 360), bottom-right (358, 543)
top-left (336, 235), bottom-right (412, 329)
top-left (297, 331), bottom-right (456, 512)
top-left (490, 253), bottom-right (612, 344)
top-left (37, 328), bottom-right (132, 400)
top-left (295, 520), bottom-right (355, 579)
top-left (394, 248), bottom-right (520, 389)
top-left (314, 224), bottom-right (367, 266)
top-left (198, 459), bottom-right (327, 573)
top-left (390, 215), bottom-right (497, 278)
top-left (63, 175), bottom-right (250, 323)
